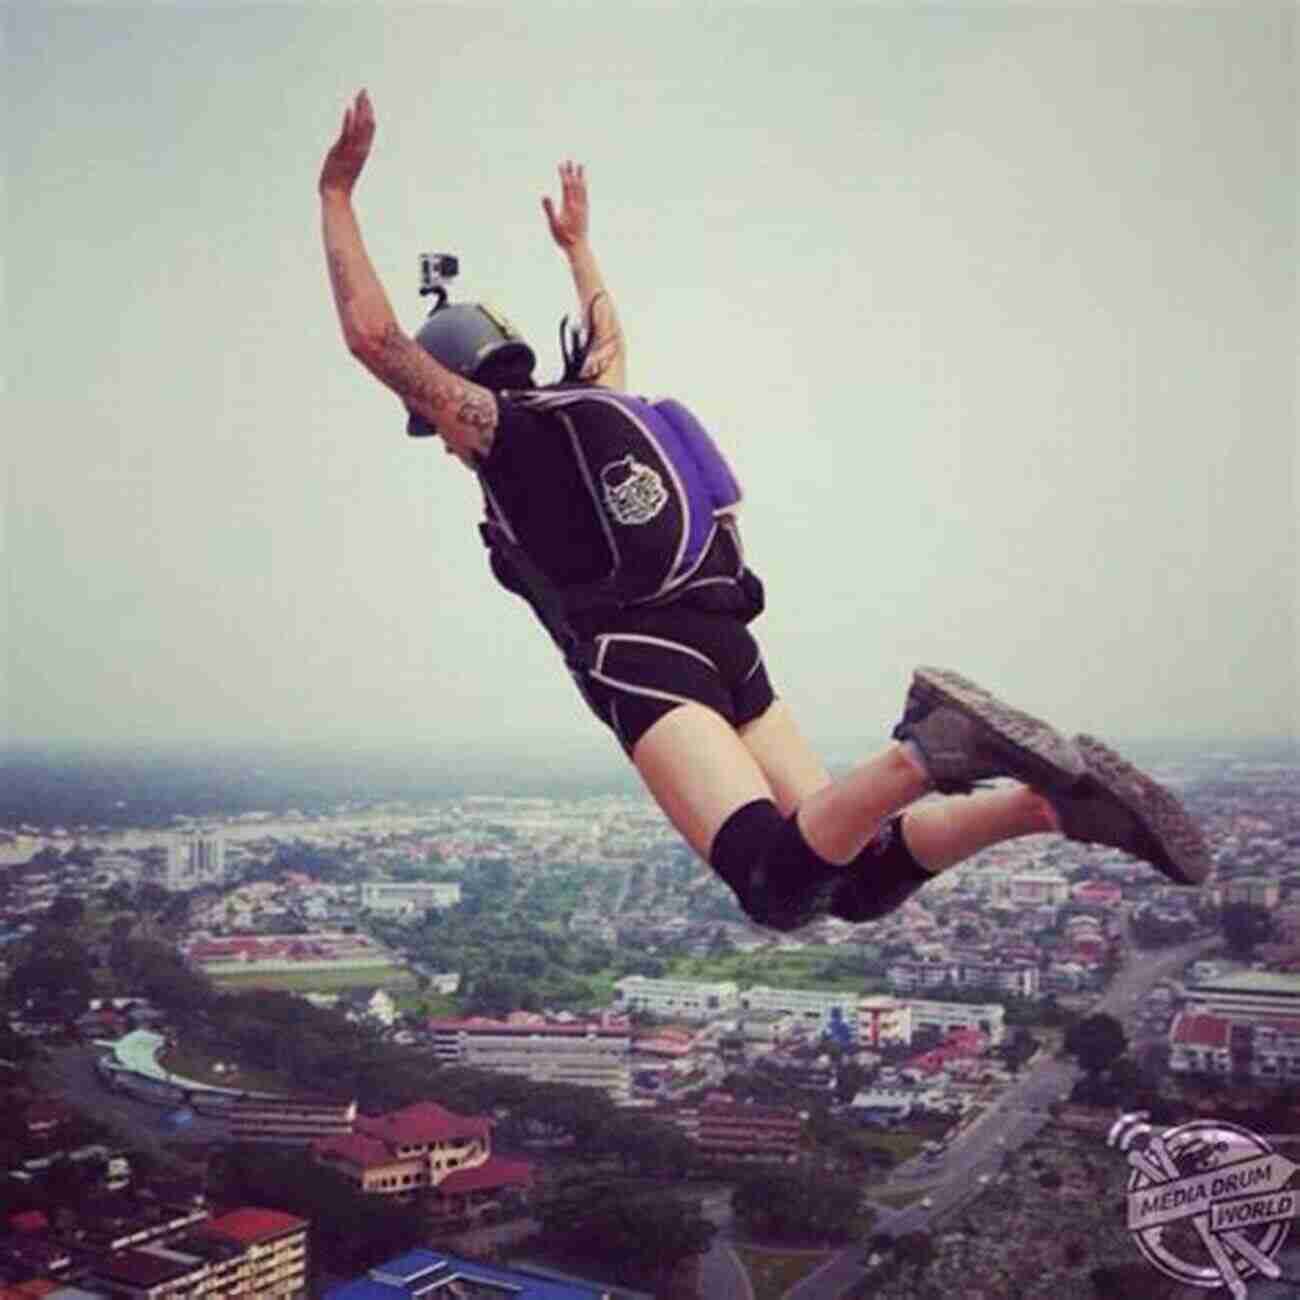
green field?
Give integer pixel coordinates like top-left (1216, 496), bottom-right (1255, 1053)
top-left (156, 1043), bottom-right (290, 1094)
top-left (207, 966), bottom-right (418, 994)
top-left (666, 946), bottom-right (884, 994)
top-left (735, 1246), bottom-right (833, 1300)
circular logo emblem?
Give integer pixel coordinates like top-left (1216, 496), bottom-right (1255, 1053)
top-left (599, 456), bottom-right (669, 526)
top-left (1110, 1113), bottom-right (1300, 1295)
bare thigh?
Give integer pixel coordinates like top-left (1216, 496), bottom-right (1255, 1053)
top-left (631, 703), bottom-right (775, 860)
top-left (737, 699), bottom-right (832, 815)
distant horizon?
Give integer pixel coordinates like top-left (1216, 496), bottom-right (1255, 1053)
top-left (2, 733), bottom-right (1295, 835)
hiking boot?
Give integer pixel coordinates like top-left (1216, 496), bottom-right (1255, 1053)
top-left (1050, 734), bottom-right (1212, 885)
top-left (893, 666), bottom-right (1086, 795)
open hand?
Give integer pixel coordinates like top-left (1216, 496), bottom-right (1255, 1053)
top-left (542, 160), bottom-right (590, 250)
top-left (319, 90), bottom-right (376, 197)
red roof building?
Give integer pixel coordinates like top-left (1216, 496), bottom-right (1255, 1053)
top-left (313, 1101), bottom-right (532, 1221)
top-left (204, 1207), bottom-right (308, 1297)
top-left (1169, 1011), bottom-right (1233, 1077)
top-left (205, 1207), bottom-right (308, 1246)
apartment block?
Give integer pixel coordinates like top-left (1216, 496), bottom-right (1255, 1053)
top-left (427, 1018), bottom-right (630, 1103)
top-left (613, 976), bottom-right (739, 1020)
top-left (739, 986), bottom-right (859, 1036)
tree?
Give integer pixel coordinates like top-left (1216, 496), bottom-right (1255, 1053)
top-left (732, 1165), bottom-right (862, 1243)
top-left (537, 1175), bottom-right (715, 1289)
top-left (1220, 902), bottom-right (1274, 959)
top-left (46, 893), bottom-right (85, 928)
top-left (6, 935), bottom-right (95, 1012)
top-left (1064, 1013), bottom-right (1127, 1076)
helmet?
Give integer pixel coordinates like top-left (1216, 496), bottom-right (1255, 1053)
top-left (406, 302), bottom-right (536, 438)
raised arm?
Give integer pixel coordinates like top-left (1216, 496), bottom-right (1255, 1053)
top-left (319, 90), bottom-right (497, 461)
top-left (542, 161), bottom-right (627, 390)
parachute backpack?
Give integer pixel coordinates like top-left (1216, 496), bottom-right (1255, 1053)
top-left (406, 255), bottom-right (756, 667)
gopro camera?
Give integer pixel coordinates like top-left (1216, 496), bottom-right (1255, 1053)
top-left (419, 252), bottom-right (459, 303)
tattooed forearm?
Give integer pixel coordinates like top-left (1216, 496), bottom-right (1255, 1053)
top-left (374, 322), bottom-right (497, 457)
top-left (327, 247), bottom-right (356, 307)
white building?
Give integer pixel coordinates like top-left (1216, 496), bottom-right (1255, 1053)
top-left (910, 999), bottom-right (1006, 1046)
top-left (359, 880), bottom-right (462, 917)
top-left (1005, 872), bottom-right (1071, 906)
top-left (428, 1019), bottom-right (631, 1103)
top-left (164, 834), bottom-right (226, 891)
top-left (613, 976), bottom-right (739, 1021)
top-left (740, 985), bottom-right (859, 1036)
top-left (1185, 971), bottom-right (1300, 1025)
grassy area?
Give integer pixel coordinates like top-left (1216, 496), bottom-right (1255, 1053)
top-left (735, 1246), bottom-right (832, 1300)
top-left (207, 966), bottom-right (417, 994)
top-left (859, 1130), bottom-right (928, 1161)
top-left (667, 947), bottom-right (884, 994)
top-left (390, 989), bottom-right (458, 1017)
top-left (156, 1043), bottom-right (290, 1094)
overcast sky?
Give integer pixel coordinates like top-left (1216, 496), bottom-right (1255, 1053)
top-left (6, 3), bottom-right (1296, 773)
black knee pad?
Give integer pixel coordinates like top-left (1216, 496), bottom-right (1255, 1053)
top-left (710, 799), bottom-right (846, 933)
top-left (828, 816), bottom-right (932, 923)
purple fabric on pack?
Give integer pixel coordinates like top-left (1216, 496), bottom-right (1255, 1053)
top-left (632, 397), bottom-right (741, 578)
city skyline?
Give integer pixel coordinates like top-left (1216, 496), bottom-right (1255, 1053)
top-left (8, 5), bottom-right (1296, 762)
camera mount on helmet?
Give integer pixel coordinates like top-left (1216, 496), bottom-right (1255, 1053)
top-left (418, 252), bottom-right (459, 310)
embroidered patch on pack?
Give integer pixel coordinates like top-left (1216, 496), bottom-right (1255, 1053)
top-left (600, 456), bottom-right (669, 526)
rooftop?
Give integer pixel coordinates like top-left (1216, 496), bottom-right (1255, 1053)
top-left (205, 1206), bottom-right (307, 1245)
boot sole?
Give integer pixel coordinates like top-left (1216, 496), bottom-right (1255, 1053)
top-left (913, 666), bottom-right (1086, 793)
top-left (1074, 734), bottom-right (1212, 885)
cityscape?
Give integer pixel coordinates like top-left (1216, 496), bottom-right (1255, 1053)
top-left (0, 743), bottom-right (1296, 1297)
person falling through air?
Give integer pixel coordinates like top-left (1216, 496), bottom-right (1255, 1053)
top-left (318, 90), bottom-right (1212, 932)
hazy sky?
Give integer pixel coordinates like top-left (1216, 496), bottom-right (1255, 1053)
top-left (6, 3), bottom-right (1296, 770)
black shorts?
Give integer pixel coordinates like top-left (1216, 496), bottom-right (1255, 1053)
top-left (568, 605), bottom-right (776, 756)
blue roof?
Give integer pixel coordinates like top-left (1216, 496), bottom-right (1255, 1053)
top-left (323, 1247), bottom-right (614, 1298)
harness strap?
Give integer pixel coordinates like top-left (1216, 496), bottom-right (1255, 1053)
top-left (479, 521), bottom-right (597, 671)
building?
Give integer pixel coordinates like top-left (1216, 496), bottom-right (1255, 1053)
top-left (1248, 1017), bottom-right (1300, 1084)
top-left (226, 1094), bottom-right (357, 1145)
top-left (889, 957), bottom-right (1036, 1000)
top-left (672, 1099), bottom-right (802, 1164)
top-left (857, 996), bottom-right (913, 1048)
top-left (163, 834), bottom-right (226, 892)
top-left (1184, 971), bottom-right (1300, 1024)
top-left (1168, 1010), bottom-right (1300, 1086)
top-left (950, 959), bottom-right (1039, 999)
top-left (84, 1207), bottom-right (307, 1299)
top-left (910, 999), bottom-right (1005, 1046)
top-left (738, 986), bottom-right (859, 1037)
top-left (358, 880), bottom-right (461, 917)
top-left (1005, 872), bottom-right (1071, 906)
top-left (204, 1208), bottom-right (308, 1298)
top-left (848, 1088), bottom-right (914, 1125)
top-left (613, 976), bottom-right (739, 1021)
top-left (1213, 876), bottom-right (1282, 910)
top-left (1072, 880), bottom-right (1124, 908)
top-left (324, 1247), bottom-right (619, 1299)
top-left (312, 1101), bottom-right (532, 1220)
top-left (1168, 1012), bottom-right (1233, 1076)
top-left (427, 1018), bottom-right (631, 1103)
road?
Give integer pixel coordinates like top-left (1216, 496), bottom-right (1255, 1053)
top-left (784, 931), bottom-right (1218, 1299)
top-left (37, 1042), bottom-right (231, 1145)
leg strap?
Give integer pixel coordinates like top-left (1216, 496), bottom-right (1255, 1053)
top-left (828, 816), bottom-right (932, 922)
top-left (710, 800), bottom-right (848, 933)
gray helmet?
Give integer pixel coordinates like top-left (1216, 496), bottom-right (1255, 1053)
top-left (405, 302), bottom-right (536, 438)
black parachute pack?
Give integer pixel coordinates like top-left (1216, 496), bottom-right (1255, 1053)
top-left (475, 387), bottom-right (762, 667)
